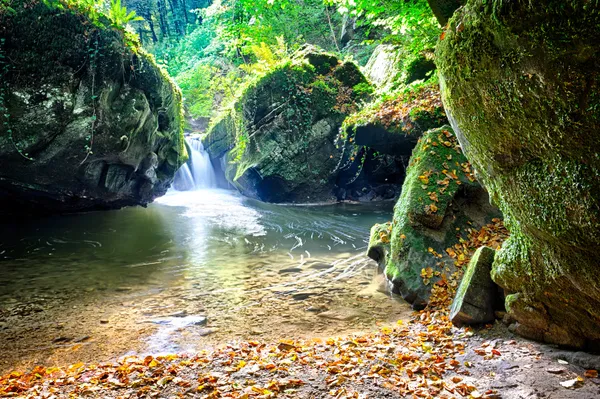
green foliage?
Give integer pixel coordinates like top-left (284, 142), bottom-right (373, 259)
top-left (41, 0), bottom-right (105, 26)
top-left (352, 82), bottom-right (374, 97)
top-left (215, 0), bottom-right (343, 60)
top-left (176, 62), bottom-right (242, 119)
top-left (108, 0), bottom-right (143, 28)
top-left (40, 0), bottom-right (143, 48)
top-left (239, 36), bottom-right (289, 76)
top-left (310, 78), bottom-right (336, 95)
top-left (328, 0), bottom-right (440, 54)
top-left (153, 20), bottom-right (217, 76)
top-left (0, 0), bottom-right (15, 14)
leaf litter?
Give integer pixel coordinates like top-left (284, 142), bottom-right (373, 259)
top-left (1, 222), bottom-right (599, 398)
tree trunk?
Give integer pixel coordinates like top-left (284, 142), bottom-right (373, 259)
top-left (157, 0), bottom-right (170, 38)
top-left (147, 18), bottom-right (159, 43)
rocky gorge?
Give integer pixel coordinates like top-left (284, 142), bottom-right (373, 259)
top-left (1, 0), bottom-right (600, 396)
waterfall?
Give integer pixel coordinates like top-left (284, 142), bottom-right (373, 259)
top-left (173, 136), bottom-right (217, 191)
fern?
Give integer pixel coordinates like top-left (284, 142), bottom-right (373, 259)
top-left (108, 0), bottom-right (143, 29)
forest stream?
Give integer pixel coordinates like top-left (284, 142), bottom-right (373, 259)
top-left (2, 0), bottom-right (600, 397)
top-left (0, 187), bottom-right (411, 374)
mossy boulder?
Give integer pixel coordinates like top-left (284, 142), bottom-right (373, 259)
top-left (437, 0), bottom-right (600, 347)
top-left (343, 81), bottom-right (447, 157)
top-left (450, 246), bottom-right (498, 326)
top-left (364, 45), bottom-right (437, 93)
top-left (369, 126), bottom-right (500, 308)
top-left (0, 1), bottom-right (186, 214)
top-left (203, 48), bottom-right (378, 203)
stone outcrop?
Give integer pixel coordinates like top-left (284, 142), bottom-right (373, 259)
top-left (363, 45), bottom-right (436, 93)
top-left (367, 125), bottom-right (501, 309)
top-left (437, 0), bottom-right (600, 347)
top-left (203, 47), bottom-right (408, 203)
top-left (343, 82), bottom-right (447, 158)
top-left (0, 1), bottom-right (186, 214)
top-left (450, 246), bottom-right (497, 326)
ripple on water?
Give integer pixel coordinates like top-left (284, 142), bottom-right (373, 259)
top-left (0, 189), bottom-right (406, 373)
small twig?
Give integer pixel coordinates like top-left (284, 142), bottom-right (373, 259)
top-left (325, 6), bottom-right (341, 53)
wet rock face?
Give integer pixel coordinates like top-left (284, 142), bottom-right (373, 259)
top-left (437, 1), bottom-right (600, 347)
top-left (0, 2), bottom-right (186, 214)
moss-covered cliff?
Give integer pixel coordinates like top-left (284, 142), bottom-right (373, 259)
top-left (0, 0), bottom-right (186, 214)
top-left (437, 0), bottom-right (600, 347)
top-left (202, 48), bottom-right (407, 203)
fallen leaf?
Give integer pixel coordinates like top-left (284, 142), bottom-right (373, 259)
top-left (584, 370), bottom-right (598, 378)
top-left (560, 376), bottom-right (584, 389)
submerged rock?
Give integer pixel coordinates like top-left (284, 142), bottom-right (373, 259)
top-left (368, 126), bottom-right (501, 309)
top-left (450, 246), bottom-right (497, 326)
top-left (437, 0), bottom-right (600, 348)
top-left (367, 222), bottom-right (392, 273)
top-left (0, 1), bottom-right (186, 214)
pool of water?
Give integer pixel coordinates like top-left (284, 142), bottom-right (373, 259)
top-left (0, 189), bottom-right (410, 373)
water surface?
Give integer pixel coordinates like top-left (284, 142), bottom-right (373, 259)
top-left (0, 189), bottom-right (410, 373)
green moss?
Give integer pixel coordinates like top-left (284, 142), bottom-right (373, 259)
top-left (436, 0), bottom-right (600, 345)
top-left (367, 222), bottom-right (392, 270)
top-left (383, 125), bottom-right (481, 305)
top-left (202, 49), bottom-right (372, 202)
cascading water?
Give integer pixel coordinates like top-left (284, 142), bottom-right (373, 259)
top-left (173, 136), bottom-right (217, 191)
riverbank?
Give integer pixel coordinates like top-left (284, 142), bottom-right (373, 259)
top-left (3, 304), bottom-right (600, 399)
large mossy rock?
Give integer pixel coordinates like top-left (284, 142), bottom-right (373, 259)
top-left (368, 125), bottom-right (500, 308)
top-left (437, 1), bottom-right (600, 347)
top-left (0, 1), bottom-right (186, 214)
top-left (203, 48), bottom-right (379, 203)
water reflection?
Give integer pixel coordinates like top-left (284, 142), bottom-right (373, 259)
top-left (0, 189), bottom-right (399, 371)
